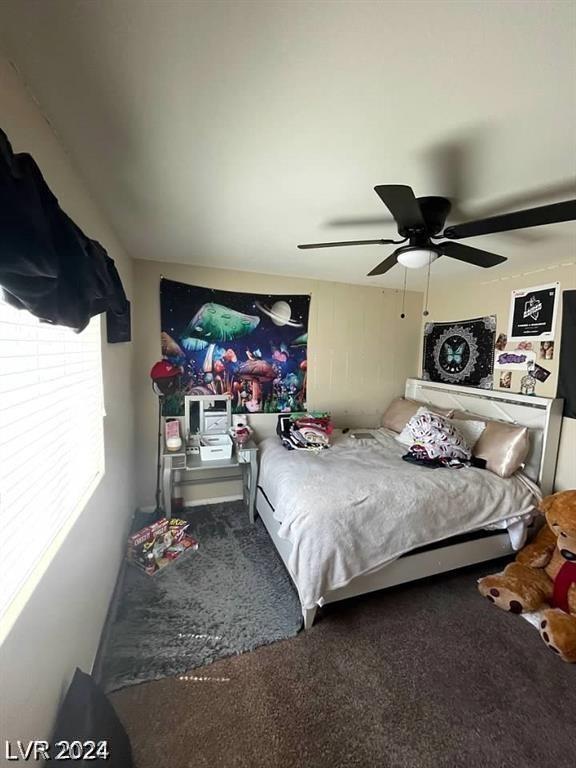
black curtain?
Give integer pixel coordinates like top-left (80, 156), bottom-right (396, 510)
top-left (0, 127), bottom-right (128, 332)
top-left (557, 289), bottom-right (576, 418)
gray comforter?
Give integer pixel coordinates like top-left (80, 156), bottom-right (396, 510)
top-left (258, 430), bottom-right (539, 609)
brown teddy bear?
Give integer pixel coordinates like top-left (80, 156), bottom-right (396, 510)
top-left (478, 489), bottom-right (576, 662)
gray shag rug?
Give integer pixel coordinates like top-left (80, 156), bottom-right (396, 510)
top-left (101, 502), bottom-right (302, 692)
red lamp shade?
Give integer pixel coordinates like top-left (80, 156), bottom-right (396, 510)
top-left (150, 359), bottom-right (181, 395)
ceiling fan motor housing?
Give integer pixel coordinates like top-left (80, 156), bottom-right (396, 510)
top-left (413, 196), bottom-right (451, 236)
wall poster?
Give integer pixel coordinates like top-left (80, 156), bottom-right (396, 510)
top-left (508, 282), bottom-right (559, 341)
top-left (159, 278), bottom-right (310, 416)
top-left (422, 315), bottom-right (496, 389)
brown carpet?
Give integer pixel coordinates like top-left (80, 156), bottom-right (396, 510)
top-left (111, 562), bottom-right (575, 768)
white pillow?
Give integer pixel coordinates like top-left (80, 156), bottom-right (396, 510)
top-left (396, 407), bottom-right (439, 447)
top-left (398, 410), bottom-right (472, 461)
top-left (396, 409), bottom-right (485, 451)
top-left (450, 418), bottom-right (486, 448)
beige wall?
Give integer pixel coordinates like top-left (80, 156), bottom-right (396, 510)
top-left (0, 59), bottom-right (135, 743)
top-left (422, 262), bottom-right (576, 491)
top-left (133, 259), bottom-right (423, 507)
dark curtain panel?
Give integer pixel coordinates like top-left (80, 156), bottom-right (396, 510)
top-left (0, 128), bottom-right (129, 332)
top-left (557, 289), bottom-right (576, 418)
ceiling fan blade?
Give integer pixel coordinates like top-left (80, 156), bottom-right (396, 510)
top-left (374, 185), bottom-right (425, 232)
top-left (437, 241), bottom-right (506, 268)
top-left (444, 200), bottom-right (576, 239)
top-left (297, 239), bottom-right (396, 249)
top-left (367, 250), bottom-right (399, 276)
top-left (470, 179), bottom-right (576, 220)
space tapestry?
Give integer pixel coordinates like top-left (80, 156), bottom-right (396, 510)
top-left (422, 315), bottom-right (496, 389)
top-left (159, 278), bottom-right (310, 415)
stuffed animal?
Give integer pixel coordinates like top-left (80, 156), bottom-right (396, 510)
top-left (478, 490), bottom-right (576, 662)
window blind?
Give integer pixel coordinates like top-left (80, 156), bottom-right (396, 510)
top-left (0, 297), bottom-right (104, 622)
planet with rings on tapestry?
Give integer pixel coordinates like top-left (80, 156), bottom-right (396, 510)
top-left (255, 300), bottom-right (303, 327)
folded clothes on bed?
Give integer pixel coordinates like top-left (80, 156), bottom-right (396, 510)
top-left (277, 412), bottom-right (333, 451)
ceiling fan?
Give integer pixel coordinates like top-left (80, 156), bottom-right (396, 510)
top-left (298, 185), bottom-right (576, 276)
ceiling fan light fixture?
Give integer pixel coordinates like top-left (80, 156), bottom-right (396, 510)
top-left (396, 246), bottom-right (439, 269)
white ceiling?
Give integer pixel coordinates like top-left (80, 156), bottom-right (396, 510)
top-left (1, 0), bottom-right (575, 289)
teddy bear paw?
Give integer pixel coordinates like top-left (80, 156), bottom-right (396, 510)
top-left (539, 609), bottom-right (576, 663)
top-left (478, 577), bottom-right (526, 614)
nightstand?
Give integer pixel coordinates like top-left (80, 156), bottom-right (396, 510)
top-left (162, 439), bottom-right (259, 523)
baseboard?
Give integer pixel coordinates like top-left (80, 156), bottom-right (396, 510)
top-left (184, 495), bottom-right (243, 507)
top-left (137, 494), bottom-right (243, 515)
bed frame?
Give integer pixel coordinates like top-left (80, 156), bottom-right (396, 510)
top-left (255, 378), bottom-right (564, 629)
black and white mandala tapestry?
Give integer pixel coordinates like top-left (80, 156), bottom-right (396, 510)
top-left (422, 315), bottom-right (496, 389)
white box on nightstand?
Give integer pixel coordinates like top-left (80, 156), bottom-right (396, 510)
top-left (199, 434), bottom-right (233, 461)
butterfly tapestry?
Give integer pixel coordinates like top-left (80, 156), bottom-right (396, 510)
top-left (445, 343), bottom-right (465, 365)
top-left (422, 316), bottom-right (496, 389)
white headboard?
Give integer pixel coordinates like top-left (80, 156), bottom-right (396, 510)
top-left (405, 378), bottom-right (564, 494)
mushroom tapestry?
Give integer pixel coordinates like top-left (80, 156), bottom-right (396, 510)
top-left (159, 278), bottom-right (310, 415)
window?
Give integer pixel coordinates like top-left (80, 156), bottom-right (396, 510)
top-left (0, 297), bottom-right (104, 626)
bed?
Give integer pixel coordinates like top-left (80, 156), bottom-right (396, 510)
top-left (255, 379), bottom-right (564, 629)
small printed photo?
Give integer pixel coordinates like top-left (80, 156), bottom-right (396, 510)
top-left (499, 371), bottom-right (512, 389)
top-left (495, 333), bottom-right (508, 351)
top-left (532, 362), bottom-right (551, 383)
top-left (540, 341), bottom-right (554, 360)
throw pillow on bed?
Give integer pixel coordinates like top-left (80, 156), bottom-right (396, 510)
top-left (396, 406), bottom-right (459, 448)
top-left (473, 421), bottom-right (530, 478)
top-left (450, 418), bottom-right (486, 448)
top-left (396, 406), bottom-right (428, 447)
top-left (382, 397), bottom-right (454, 433)
top-left (450, 412), bottom-right (530, 477)
top-left (398, 410), bottom-right (472, 461)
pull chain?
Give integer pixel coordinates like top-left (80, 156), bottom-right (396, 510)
top-left (400, 267), bottom-right (408, 319)
top-left (423, 253), bottom-right (432, 317)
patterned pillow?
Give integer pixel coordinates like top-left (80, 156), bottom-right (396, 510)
top-left (405, 411), bottom-right (471, 461)
top-left (396, 406), bottom-right (457, 447)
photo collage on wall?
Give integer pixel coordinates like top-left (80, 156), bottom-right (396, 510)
top-left (422, 282), bottom-right (561, 395)
top-left (159, 278), bottom-right (310, 416)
